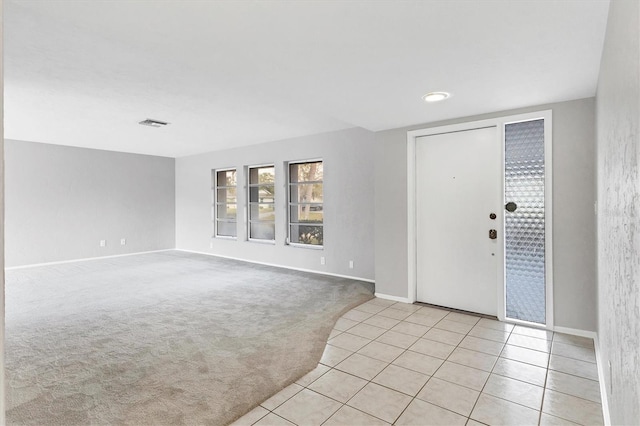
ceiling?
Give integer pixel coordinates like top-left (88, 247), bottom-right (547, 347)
top-left (5, 0), bottom-right (610, 158)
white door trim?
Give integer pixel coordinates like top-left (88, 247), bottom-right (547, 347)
top-left (407, 110), bottom-right (554, 328)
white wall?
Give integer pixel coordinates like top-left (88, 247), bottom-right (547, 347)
top-left (375, 98), bottom-right (598, 331)
top-left (175, 127), bottom-right (375, 280)
top-left (1, 0), bottom-right (6, 419)
top-left (596, 0), bottom-right (640, 423)
top-left (5, 140), bottom-right (176, 267)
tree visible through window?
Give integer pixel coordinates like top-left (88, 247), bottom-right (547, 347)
top-left (248, 165), bottom-right (275, 241)
top-left (214, 169), bottom-right (237, 238)
top-left (288, 161), bottom-right (323, 246)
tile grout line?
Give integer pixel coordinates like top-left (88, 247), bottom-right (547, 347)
top-left (467, 318), bottom-right (516, 423)
top-left (342, 304), bottom-right (479, 423)
top-left (385, 309), bottom-right (488, 423)
top-left (249, 300), bottom-right (601, 426)
top-left (338, 304), bottom-right (517, 423)
top-left (318, 301), bottom-right (413, 425)
top-left (537, 345), bottom-right (552, 426)
top-left (385, 307), bottom-right (479, 424)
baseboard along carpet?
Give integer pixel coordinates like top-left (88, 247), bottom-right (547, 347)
top-left (5, 251), bottom-right (374, 425)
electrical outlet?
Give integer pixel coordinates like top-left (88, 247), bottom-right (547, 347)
top-left (349, 260), bottom-right (354, 269)
top-left (99, 240), bottom-right (106, 247)
top-left (320, 256), bottom-right (326, 265)
top-left (120, 238), bottom-right (126, 245)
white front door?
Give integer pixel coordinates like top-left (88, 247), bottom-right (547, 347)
top-left (416, 126), bottom-right (501, 316)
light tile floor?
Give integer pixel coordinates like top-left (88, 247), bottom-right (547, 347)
top-left (232, 299), bottom-right (604, 426)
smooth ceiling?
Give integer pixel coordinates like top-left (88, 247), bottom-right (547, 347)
top-left (5, 0), bottom-right (610, 158)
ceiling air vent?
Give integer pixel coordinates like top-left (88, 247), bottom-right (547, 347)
top-left (139, 118), bottom-right (169, 128)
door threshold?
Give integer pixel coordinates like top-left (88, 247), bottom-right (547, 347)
top-left (413, 301), bottom-right (499, 321)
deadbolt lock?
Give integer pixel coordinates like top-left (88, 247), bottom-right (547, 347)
top-left (489, 229), bottom-right (497, 239)
top-left (489, 213), bottom-right (497, 220)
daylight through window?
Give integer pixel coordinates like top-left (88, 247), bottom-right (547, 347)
top-left (248, 165), bottom-right (275, 241)
top-left (214, 169), bottom-right (237, 238)
top-left (288, 161), bottom-right (323, 246)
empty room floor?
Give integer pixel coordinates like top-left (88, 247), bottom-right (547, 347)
top-left (4, 251), bottom-right (374, 425)
top-left (235, 298), bottom-right (603, 426)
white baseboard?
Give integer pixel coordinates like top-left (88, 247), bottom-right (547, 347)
top-left (374, 293), bottom-right (412, 304)
top-left (552, 325), bottom-right (597, 339)
top-left (593, 334), bottom-right (611, 426)
top-left (5, 249), bottom-right (174, 270)
top-left (552, 326), bottom-right (609, 425)
top-left (176, 249), bottom-right (375, 283)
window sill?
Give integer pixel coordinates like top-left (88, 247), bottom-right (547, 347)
top-left (248, 239), bottom-right (276, 245)
top-left (287, 243), bottom-right (324, 250)
top-left (214, 235), bottom-right (237, 241)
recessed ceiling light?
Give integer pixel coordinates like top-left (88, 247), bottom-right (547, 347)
top-left (422, 92), bottom-right (451, 103)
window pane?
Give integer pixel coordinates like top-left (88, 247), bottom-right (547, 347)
top-left (259, 185), bottom-right (275, 200)
top-left (249, 166), bottom-right (275, 242)
top-left (250, 203), bottom-right (275, 221)
top-left (214, 168), bottom-right (237, 238)
top-left (290, 204), bottom-right (323, 223)
top-left (289, 224), bottom-right (323, 245)
top-left (288, 161), bottom-right (323, 246)
top-left (290, 161), bottom-right (323, 183)
top-left (249, 185), bottom-right (275, 203)
top-left (250, 166), bottom-right (275, 184)
top-left (290, 183), bottom-right (323, 204)
top-left (250, 222), bottom-right (275, 240)
top-left (216, 203), bottom-right (237, 220)
top-left (217, 187), bottom-right (237, 203)
top-left (217, 170), bottom-right (237, 186)
top-left (216, 220), bottom-right (237, 237)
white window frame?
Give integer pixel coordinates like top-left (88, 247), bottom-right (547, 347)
top-left (287, 159), bottom-right (324, 249)
top-left (213, 168), bottom-right (238, 239)
top-left (247, 163), bottom-right (276, 243)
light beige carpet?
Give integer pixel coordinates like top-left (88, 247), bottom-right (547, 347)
top-left (5, 251), bottom-right (374, 425)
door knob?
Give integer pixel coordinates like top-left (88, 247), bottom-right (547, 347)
top-left (489, 229), bottom-right (497, 239)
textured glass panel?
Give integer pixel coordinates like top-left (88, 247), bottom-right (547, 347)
top-left (505, 119), bottom-right (546, 324)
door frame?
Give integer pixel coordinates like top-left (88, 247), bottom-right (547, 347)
top-left (407, 110), bottom-right (554, 328)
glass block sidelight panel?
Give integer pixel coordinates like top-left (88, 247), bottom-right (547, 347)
top-left (504, 119), bottom-right (546, 324)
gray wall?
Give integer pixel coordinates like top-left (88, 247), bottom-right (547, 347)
top-left (375, 98), bottom-right (597, 331)
top-left (5, 140), bottom-right (176, 267)
top-left (175, 127), bottom-right (375, 280)
top-left (1, 5), bottom-right (5, 419)
top-left (596, 0), bottom-right (640, 423)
